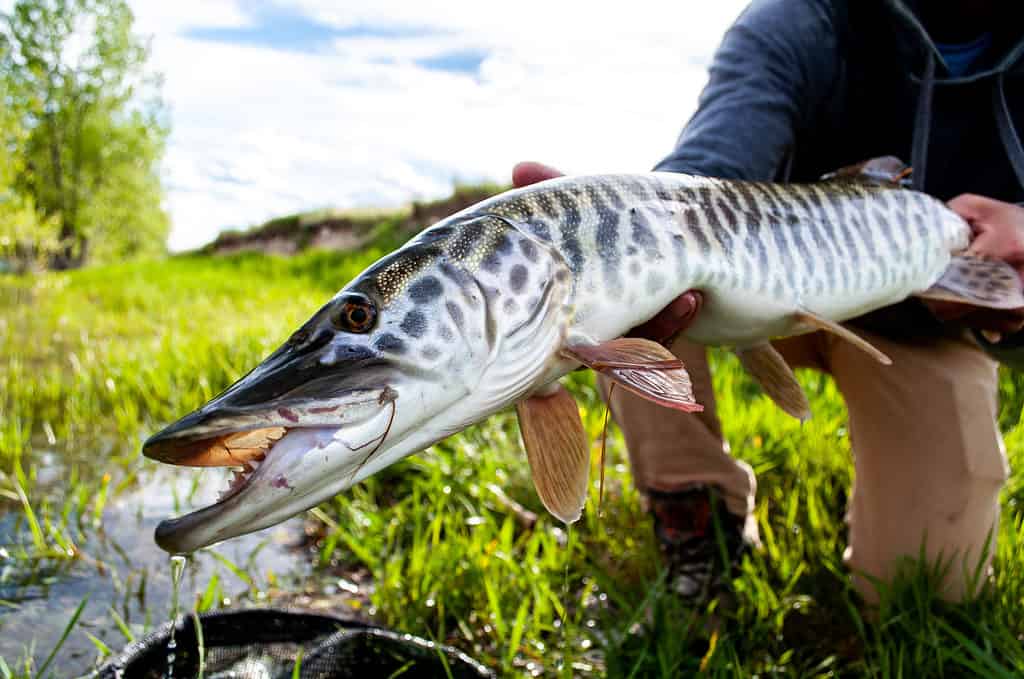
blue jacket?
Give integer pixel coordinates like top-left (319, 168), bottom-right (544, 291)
top-left (655, 0), bottom-right (1024, 360)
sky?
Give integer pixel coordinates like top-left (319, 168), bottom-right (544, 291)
top-left (121, 1), bottom-right (750, 250)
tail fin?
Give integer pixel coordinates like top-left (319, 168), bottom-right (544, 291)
top-left (917, 255), bottom-right (1024, 309)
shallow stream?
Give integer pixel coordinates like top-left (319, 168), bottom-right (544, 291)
top-left (0, 462), bottom-right (316, 673)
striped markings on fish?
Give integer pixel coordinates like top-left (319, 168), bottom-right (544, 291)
top-left (142, 157), bottom-right (1024, 553)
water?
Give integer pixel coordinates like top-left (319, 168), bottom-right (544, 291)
top-left (0, 465), bottom-right (313, 671)
top-left (557, 522), bottom-right (572, 677)
top-left (166, 554), bottom-right (187, 678)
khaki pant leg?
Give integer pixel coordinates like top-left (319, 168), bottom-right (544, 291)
top-left (598, 337), bottom-right (758, 521)
top-left (824, 329), bottom-right (1007, 603)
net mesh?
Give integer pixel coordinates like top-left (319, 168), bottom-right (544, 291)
top-left (96, 608), bottom-right (493, 678)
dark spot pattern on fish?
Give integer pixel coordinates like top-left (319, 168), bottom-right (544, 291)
top-left (526, 217), bottom-right (552, 243)
top-left (439, 324), bottom-right (454, 341)
top-left (509, 264), bottom-right (528, 294)
top-left (446, 301), bottom-right (464, 327)
top-left (717, 183), bottom-right (745, 214)
top-left (684, 206), bottom-right (711, 258)
top-left (629, 260), bottom-right (641, 277)
top-left (400, 310), bottom-right (427, 338)
top-left (495, 233), bottom-right (513, 254)
top-left (913, 203), bottom-right (930, 275)
top-left (749, 184), bottom-right (798, 294)
top-left (439, 261), bottom-right (471, 289)
top-left (712, 198), bottom-right (748, 289)
top-left (503, 298), bottom-right (519, 315)
top-left (409, 276), bottom-right (443, 303)
top-left (822, 186), bottom-right (872, 290)
top-left (277, 407), bottom-right (299, 423)
top-left (670, 234), bottom-right (688, 279)
top-left (519, 238), bottom-right (538, 262)
top-left (481, 252), bottom-right (502, 273)
top-left (881, 189), bottom-right (916, 277)
top-left (630, 207), bottom-right (660, 259)
top-left (601, 183), bottom-right (626, 210)
top-left (375, 333), bottom-right (406, 354)
top-left (729, 183), bottom-right (770, 292)
top-left (696, 187), bottom-right (734, 254)
top-left (422, 346), bottom-right (441, 361)
top-left (556, 191), bottom-right (584, 273)
top-left (786, 187), bottom-right (831, 287)
top-left (841, 185), bottom-right (877, 290)
top-left (628, 177), bottom-right (652, 201)
top-left (800, 186), bottom-right (841, 292)
top-left (591, 187), bottom-right (623, 297)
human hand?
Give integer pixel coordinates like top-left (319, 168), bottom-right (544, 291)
top-left (925, 194), bottom-right (1024, 339)
top-left (512, 161), bottom-right (703, 344)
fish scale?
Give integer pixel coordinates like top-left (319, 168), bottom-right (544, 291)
top-left (399, 171), bottom-right (971, 353)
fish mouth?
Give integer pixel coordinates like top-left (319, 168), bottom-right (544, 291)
top-left (144, 424), bottom-right (289, 468)
top-left (144, 388), bottom-right (397, 554)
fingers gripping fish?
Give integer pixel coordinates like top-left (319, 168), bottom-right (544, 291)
top-left (143, 157), bottom-right (1024, 553)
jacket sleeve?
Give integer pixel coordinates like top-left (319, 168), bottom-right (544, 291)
top-left (654, 0), bottom-right (840, 180)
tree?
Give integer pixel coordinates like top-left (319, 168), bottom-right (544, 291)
top-left (0, 76), bottom-right (57, 269)
top-left (0, 0), bottom-right (169, 269)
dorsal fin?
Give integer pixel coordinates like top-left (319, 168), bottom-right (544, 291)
top-left (820, 156), bottom-right (912, 186)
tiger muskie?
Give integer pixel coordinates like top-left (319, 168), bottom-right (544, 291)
top-left (144, 157), bottom-right (1023, 553)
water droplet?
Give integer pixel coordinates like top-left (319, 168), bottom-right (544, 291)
top-left (166, 555), bottom-right (187, 679)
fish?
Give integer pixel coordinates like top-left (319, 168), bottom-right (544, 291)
top-left (143, 156), bottom-right (1024, 553)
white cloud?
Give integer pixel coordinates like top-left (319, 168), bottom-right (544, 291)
top-left (126, 0), bottom-right (749, 250)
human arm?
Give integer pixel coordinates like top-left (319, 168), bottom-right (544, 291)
top-left (655, 0), bottom-right (839, 179)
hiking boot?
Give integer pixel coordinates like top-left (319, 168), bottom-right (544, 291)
top-left (648, 485), bottom-right (749, 601)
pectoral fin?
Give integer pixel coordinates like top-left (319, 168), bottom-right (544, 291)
top-left (562, 338), bottom-right (703, 413)
top-left (916, 255), bottom-right (1024, 310)
top-left (735, 343), bottom-right (811, 421)
top-left (516, 384), bottom-right (590, 524)
top-left (794, 309), bottom-right (892, 365)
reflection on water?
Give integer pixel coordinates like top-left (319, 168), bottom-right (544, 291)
top-left (0, 463), bottom-right (313, 673)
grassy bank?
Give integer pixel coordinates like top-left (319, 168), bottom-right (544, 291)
top-left (2, 246), bottom-right (1024, 676)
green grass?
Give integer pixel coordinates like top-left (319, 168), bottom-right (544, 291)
top-left (2, 244), bottom-right (1024, 676)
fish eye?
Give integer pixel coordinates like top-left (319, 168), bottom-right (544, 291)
top-left (333, 295), bottom-right (377, 333)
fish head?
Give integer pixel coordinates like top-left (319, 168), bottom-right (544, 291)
top-left (144, 257), bottom-right (482, 552)
top-left (145, 216), bottom-right (569, 554)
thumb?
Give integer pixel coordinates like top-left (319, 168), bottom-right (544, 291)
top-left (512, 162), bottom-right (563, 188)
